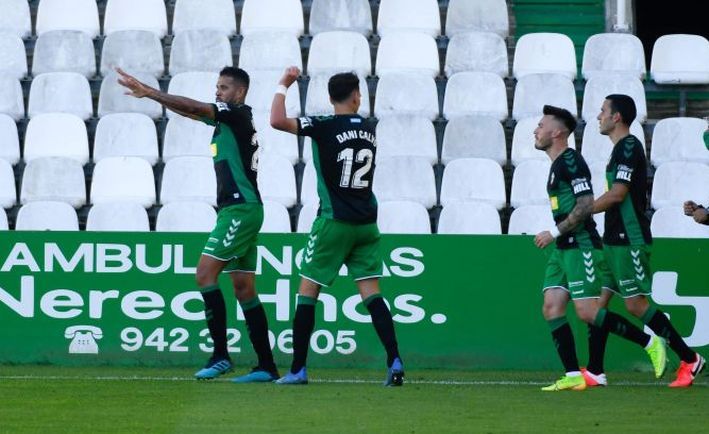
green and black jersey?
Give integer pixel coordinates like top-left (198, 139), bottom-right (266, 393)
top-left (547, 148), bottom-right (602, 250)
top-left (297, 114), bottom-right (377, 224)
top-left (603, 134), bottom-right (652, 246)
top-left (201, 102), bottom-right (260, 209)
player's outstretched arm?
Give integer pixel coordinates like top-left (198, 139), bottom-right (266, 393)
top-left (270, 66), bottom-right (300, 134)
top-left (116, 67), bottom-right (214, 120)
top-left (592, 183), bottom-right (629, 214)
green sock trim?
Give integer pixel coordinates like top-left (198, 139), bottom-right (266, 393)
top-left (362, 294), bottom-right (382, 307)
top-left (297, 295), bottom-right (318, 306)
top-left (200, 284), bottom-right (220, 294)
top-left (593, 308), bottom-right (608, 328)
top-left (239, 297), bottom-right (261, 311)
top-left (640, 305), bottom-right (657, 325)
top-left (547, 316), bottom-right (568, 331)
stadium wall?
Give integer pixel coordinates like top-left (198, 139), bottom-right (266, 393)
top-left (0, 232), bottom-right (707, 370)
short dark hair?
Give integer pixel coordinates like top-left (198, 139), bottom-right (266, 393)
top-left (543, 105), bottom-right (577, 133)
top-left (219, 67), bottom-right (250, 88)
top-left (605, 94), bottom-right (636, 125)
top-left (328, 72), bottom-right (359, 103)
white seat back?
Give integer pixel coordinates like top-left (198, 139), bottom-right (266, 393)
top-left (651, 162), bottom-right (709, 209)
top-left (166, 72), bottom-right (219, 118)
top-left (252, 113), bottom-right (299, 165)
top-left (21, 157), bottom-right (86, 208)
top-left (378, 201), bottom-right (431, 234)
top-left (169, 30), bottom-right (232, 75)
top-left (94, 113), bottom-right (159, 165)
top-left (28, 72), bottom-right (93, 120)
top-left (240, 0), bottom-right (304, 37)
top-left (0, 208), bottom-right (7, 230)
top-left (104, 0), bottom-right (167, 37)
top-left (262, 200), bottom-right (292, 233)
top-left (507, 205), bottom-right (555, 235)
top-left (160, 156), bottom-right (217, 206)
top-left (86, 202), bottom-right (150, 231)
top-left (100, 30), bottom-right (164, 77)
top-left (309, 0), bottom-right (372, 36)
top-left (513, 33), bottom-right (576, 79)
top-left (440, 158), bottom-right (506, 209)
top-left (24, 113), bottom-right (89, 164)
top-left (0, 114), bottom-right (20, 165)
top-left (16, 201), bottom-right (78, 231)
top-left (239, 32), bottom-right (303, 72)
top-left (377, 0), bottom-right (441, 37)
top-left (90, 157), bottom-right (156, 208)
top-left (376, 32), bottom-right (439, 78)
top-left (163, 116), bottom-right (214, 162)
top-left (32, 30), bottom-right (96, 77)
top-left (651, 34), bottom-right (709, 84)
top-left (437, 201), bottom-right (501, 234)
top-left (444, 32), bottom-right (508, 77)
top-left (0, 34), bottom-right (27, 79)
top-left (512, 73), bottom-right (577, 121)
top-left (443, 71), bottom-right (508, 121)
top-left (582, 33), bottom-right (646, 80)
top-left (257, 154), bottom-right (297, 207)
top-left (441, 116), bottom-right (506, 165)
top-left (296, 203), bottom-right (319, 233)
top-left (0, 159), bottom-right (16, 208)
top-left (36, 0), bottom-right (100, 38)
top-left (510, 160), bottom-right (551, 208)
top-left (446, 0), bottom-right (509, 37)
top-left (0, 76), bottom-right (24, 121)
top-left (581, 75), bottom-right (647, 123)
top-left (374, 74), bottom-right (439, 120)
top-left (308, 31), bottom-right (371, 77)
top-left (373, 157), bottom-right (437, 208)
top-left (0, 0), bottom-right (31, 38)
top-left (651, 206), bottom-right (709, 238)
top-left (650, 117), bottom-right (709, 166)
top-left (376, 116), bottom-right (437, 165)
top-left (247, 71), bottom-right (301, 116)
top-left (156, 201), bottom-right (216, 232)
top-left (172, 0), bottom-right (237, 36)
top-left (99, 72), bottom-right (163, 118)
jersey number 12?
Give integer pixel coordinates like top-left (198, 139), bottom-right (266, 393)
top-left (337, 148), bottom-right (373, 189)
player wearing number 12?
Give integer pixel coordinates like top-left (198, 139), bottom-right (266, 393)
top-left (270, 67), bottom-right (404, 386)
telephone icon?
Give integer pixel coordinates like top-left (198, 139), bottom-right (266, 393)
top-left (64, 325), bottom-right (103, 354)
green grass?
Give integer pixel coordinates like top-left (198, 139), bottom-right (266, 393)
top-left (1, 366), bottom-right (707, 433)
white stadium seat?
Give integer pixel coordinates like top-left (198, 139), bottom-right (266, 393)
top-left (510, 160), bottom-right (551, 208)
top-left (0, 114), bottom-right (20, 165)
top-left (588, 161), bottom-right (606, 200)
top-left (305, 74), bottom-right (370, 117)
top-left (91, 157), bottom-right (156, 208)
top-left (376, 116), bottom-right (437, 165)
top-left (98, 71), bottom-right (163, 119)
top-left (24, 113), bottom-right (89, 165)
top-left (252, 114), bottom-right (299, 165)
top-left (440, 158), bottom-right (506, 209)
top-left (511, 116), bottom-right (576, 167)
top-left (32, 30), bottom-right (96, 77)
top-left (307, 31), bottom-right (371, 77)
top-left (257, 154), bottom-right (297, 208)
top-left (166, 72), bottom-right (219, 118)
top-left (246, 71), bottom-right (301, 117)
top-left (441, 116), bottom-right (506, 166)
top-left (172, 0), bottom-right (237, 37)
top-left (86, 202), bottom-right (150, 232)
top-left (582, 33), bottom-right (646, 80)
top-left (443, 71), bottom-right (508, 121)
top-left (20, 157), bottom-right (86, 208)
top-left (376, 32), bottom-right (440, 78)
top-left (444, 32), bottom-right (508, 77)
top-left (0, 208), bottom-right (7, 230)
top-left (650, 117), bottom-right (709, 167)
top-left (0, 0), bottom-right (31, 39)
top-left (374, 157), bottom-right (437, 208)
top-left (651, 162), bottom-right (709, 210)
top-left (593, 212), bottom-right (605, 237)
top-left (374, 74), bottom-right (439, 120)
top-left (15, 201), bottom-right (78, 231)
top-left (507, 205), bottom-right (555, 235)
top-left (309, 0), bottom-right (373, 36)
top-left (581, 75), bottom-right (647, 123)
top-left (378, 201), bottom-right (431, 234)
top-left (0, 160), bottom-right (15, 208)
top-left (28, 72), bottom-right (93, 120)
top-left (94, 113), bottom-right (159, 165)
top-left (299, 162), bottom-right (318, 205)
top-left (262, 200), bottom-right (292, 233)
top-left (650, 34), bottom-right (709, 84)
top-left (0, 34), bottom-right (27, 79)
top-left (0, 77), bottom-right (24, 121)
top-left (446, 0), bottom-right (509, 37)
top-left (160, 156), bottom-right (217, 206)
top-left (651, 207), bottom-right (709, 239)
top-left (156, 201), bottom-right (216, 232)
top-left (100, 30), bottom-right (164, 77)
top-left (513, 33), bottom-right (576, 80)
top-left (104, 0), bottom-right (168, 38)
top-left (169, 30), bottom-right (232, 75)
top-left (377, 0), bottom-right (441, 37)
top-left (296, 203), bottom-right (319, 233)
top-left (437, 201), bottom-right (501, 235)
top-left (240, 0), bottom-right (304, 37)
top-left (512, 73), bottom-right (577, 121)
top-left (36, 0), bottom-right (100, 38)
top-left (163, 116), bottom-right (214, 162)
top-left (581, 120), bottom-right (644, 166)
top-left (239, 33), bottom-right (303, 72)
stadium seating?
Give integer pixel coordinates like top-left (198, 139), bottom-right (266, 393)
top-left (376, 116), bottom-right (438, 165)
top-left (94, 113), bottom-right (159, 165)
top-left (650, 117), bottom-right (709, 167)
top-left (253, 115), bottom-right (299, 164)
top-left (440, 158), bottom-right (506, 209)
top-left (307, 31), bottom-right (371, 77)
top-left (651, 206), bottom-right (709, 238)
top-left (100, 30), bottom-right (164, 77)
top-left (103, 0), bottom-right (168, 38)
top-left (35, 0), bottom-right (100, 38)
top-left (0, 115), bottom-right (19, 165)
top-left (588, 161), bottom-right (607, 199)
top-left (437, 201), bottom-right (502, 234)
top-left (376, 32), bottom-right (440, 77)
top-left (446, 0), bottom-right (509, 37)
top-left (20, 157), bottom-right (86, 208)
top-left (580, 120), bottom-right (645, 165)
top-left (650, 34), bottom-right (709, 84)
top-left (98, 72), bottom-right (163, 119)
top-left (23, 113), bottom-right (89, 164)
top-left (86, 202), bottom-right (150, 232)
top-left (0, 208), bottom-right (7, 230)
top-left (442, 72), bottom-right (508, 121)
top-left (32, 30), bottom-right (96, 77)
top-left (374, 73), bottom-right (439, 120)
top-left (240, 0), bottom-right (304, 37)
top-left (155, 201), bottom-right (216, 232)
top-left (511, 117), bottom-right (575, 166)
top-left (581, 75), bottom-right (647, 123)
top-left (162, 116), bottom-right (214, 162)
top-left (169, 30), bottom-right (232, 75)
top-left (28, 72), bottom-right (92, 120)
top-left (444, 32), bottom-right (509, 77)
top-left (377, 201), bottom-right (432, 234)
top-left (247, 71), bottom-right (301, 116)
top-left (305, 73), bottom-right (370, 117)
top-left (582, 33), bottom-right (646, 80)
top-left (0, 34), bottom-right (27, 79)
top-left (308, 0), bottom-right (373, 36)
top-left (299, 162), bottom-right (318, 205)
top-left (593, 213), bottom-right (605, 236)
top-left (373, 157), bottom-right (437, 208)
top-left (441, 116), bottom-right (506, 166)
top-left (512, 73), bottom-right (576, 121)
top-left (160, 156), bottom-right (217, 206)
top-left (262, 200), bottom-right (292, 233)
top-left (90, 157), bottom-right (156, 208)
top-left (0, 0), bottom-right (31, 39)
top-left (513, 33), bottom-right (577, 80)
top-left (257, 154), bottom-right (297, 207)
top-left (0, 160), bottom-right (15, 208)
top-left (296, 203), bottom-right (319, 233)
top-left (377, 0), bottom-right (441, 37)
top-left (172, 0), bottom-right (237, 37)
top-left (510, 160), bottom-right (551, 208)
top-left (507, 205), bottom-right (555, 235)
top-left (15, 201), bottom-right (79, 231)
top-left (166, 72), bottom-right (218, 118)
top-left (0, 76), bottom-right (24, 121)
top-left (650, 162), bottom-right (709, 209)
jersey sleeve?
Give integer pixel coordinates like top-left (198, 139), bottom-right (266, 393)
top-left (212, 102), bottom-right (250, 127)
top-left (296, 116), bottom-right (318, 137)
top-left (611, 139), bottom-right (642, 185)
top-left (563, 152), bottom-right (594, 198)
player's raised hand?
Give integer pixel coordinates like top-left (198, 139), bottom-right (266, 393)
top-left (278, 66), bottom-right (300, 88)
top-left (116, 67), bottom-right (152, 98)
top-left (683, 200), bottom-right (698, 216)
top-left (534, 231), bottom-right (554, 249)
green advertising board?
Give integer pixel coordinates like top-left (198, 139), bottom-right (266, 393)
top-left (0, 232), bottom-right (707, 371)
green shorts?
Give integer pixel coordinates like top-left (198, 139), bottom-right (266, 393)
top-left (300, 217), bottom-right (383, 287)
top-left (202, 203), bottom-right (263, 273)
top-left (603, 244), bottom-right (652, 298)
top-left (542, 248), bottom-right (610, 299)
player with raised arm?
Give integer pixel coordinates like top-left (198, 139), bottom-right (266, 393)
top-left (269, 67), bottom-right (403, 386)
top-left (117, 67), bottom-right (279, 383)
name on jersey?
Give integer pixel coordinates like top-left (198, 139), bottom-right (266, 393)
top-left (336, 130), bottom-right (375, 145)
top-left (571, 177), bottom-right (591, 195)
top-left (615, 164), bottom-right (633, 182)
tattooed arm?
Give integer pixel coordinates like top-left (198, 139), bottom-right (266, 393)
top-left (535, 194), bottom-right (593, 248)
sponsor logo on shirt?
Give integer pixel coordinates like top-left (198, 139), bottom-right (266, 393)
top-left (616, 164), bottom-right (633, 182)
top-left (571, 177), bottom-right (591, 194)
top-left (350, 118), bottom-right (362, 123)
top-left (299, 117), bottom-right (312, 128)
top-left (216, 101), bottom-right (230, 112)
top-left (550, 196), bottom-right (559, 210)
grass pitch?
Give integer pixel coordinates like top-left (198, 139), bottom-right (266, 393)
top-left (0, 366), bottom-right (707, 434)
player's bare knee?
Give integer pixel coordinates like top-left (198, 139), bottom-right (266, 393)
top-left (625, 297), bottom-right (648, 318)
top-left (195, 267), bottom-right (215, 288)
top-left (542, 301), bottom-right (562, 320)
